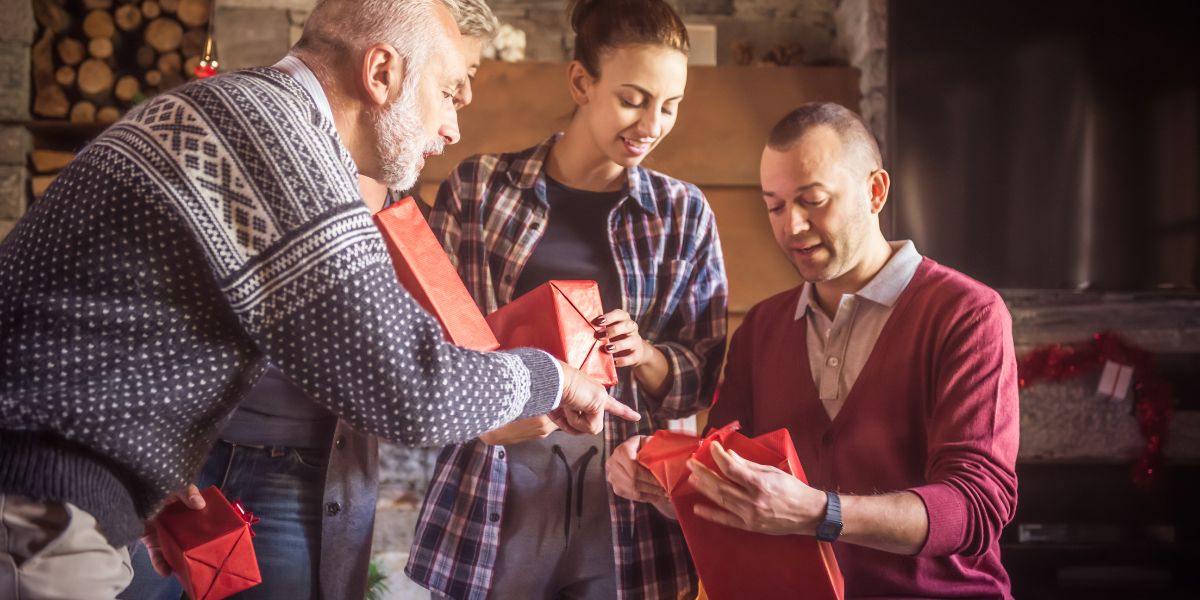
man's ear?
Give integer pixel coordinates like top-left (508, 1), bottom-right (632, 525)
top-left (361, 43), bottom-right (404, 108)
top-left (566, 60), bottom-right (594, 106)
top-left (868, 168), bottom-right (891, 214)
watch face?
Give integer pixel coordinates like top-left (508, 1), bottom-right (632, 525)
top-left (816, 520), bottom-right (842, 541)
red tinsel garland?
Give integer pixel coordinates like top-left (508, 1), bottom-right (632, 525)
top-left (1017, 332), bottom-right (1173, 486)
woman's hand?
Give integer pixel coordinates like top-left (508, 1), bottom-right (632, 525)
top-left (595, 309), bottom-right (650, 368)
top-left (596, 310), bottom-right (672, 399)
top-left (479, 416), bottom-right (559, 446)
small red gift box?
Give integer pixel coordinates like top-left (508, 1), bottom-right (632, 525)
top-left (485, 280), bottom-right (618, 386)
top-left (152, 486), bottom-right (262, 600)
top-left (637, 422), bottom-right (844, 600)
top-left (373, 197), bottom-right (500, 351)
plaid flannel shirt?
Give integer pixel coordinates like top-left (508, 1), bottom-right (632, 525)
top-left (406, 134), bottom-right (728, 599)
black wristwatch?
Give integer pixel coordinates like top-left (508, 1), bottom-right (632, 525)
top-left (815, 490), bottom-right (843, 542)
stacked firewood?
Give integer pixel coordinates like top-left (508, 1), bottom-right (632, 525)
top-left (29, 150), bottom-right (76, 198)
top-left (31, 0), bottom-right (212, 123)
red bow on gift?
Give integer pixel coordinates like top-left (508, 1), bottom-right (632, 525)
top-left (231, 500), bottom-right (260, 537)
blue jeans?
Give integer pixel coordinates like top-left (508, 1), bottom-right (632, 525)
top-left (121, 441), bottom-right (327, 600)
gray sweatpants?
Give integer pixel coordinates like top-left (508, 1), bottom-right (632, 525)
top-left (488, 431), bottom-right (618, 600)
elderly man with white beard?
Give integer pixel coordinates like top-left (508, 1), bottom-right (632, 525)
top-left (0, 1), bottom-right (637, 598)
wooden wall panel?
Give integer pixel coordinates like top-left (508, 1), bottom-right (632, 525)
top-left (421, 61), bottom-right (861, 188)
top-left (703, 186), bottom-right (802, 314)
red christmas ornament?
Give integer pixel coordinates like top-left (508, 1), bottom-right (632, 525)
top-left (1018, 332), bottom-right (1173, 486)
top-left (194, 62), bottom-right (217, 78)
top-left (194, 16), bottom-right (219, 79)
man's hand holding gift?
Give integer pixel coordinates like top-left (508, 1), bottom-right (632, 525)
top-left (141, 483), bottom-right (207, 576)
top-left (687, 441), bottom-right (826, 536)
top-left (608, 435), bottom-right (676, 519)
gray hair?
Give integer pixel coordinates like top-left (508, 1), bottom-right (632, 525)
top-left (443, 0), bottom-right (499, 40)
top-left (768, 102), bottom-right (883, 170)
top-left (293, 0), bottom-right (449, 95)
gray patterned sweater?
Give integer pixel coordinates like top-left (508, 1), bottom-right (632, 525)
top-left (0, 67), bottom-right (560, 546)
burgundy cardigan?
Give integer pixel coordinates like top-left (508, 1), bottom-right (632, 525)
top-left (710, 257), bottom-right (1019, 599)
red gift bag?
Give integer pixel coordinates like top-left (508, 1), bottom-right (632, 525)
top-left (637, 422), bottom-right (844, 600)
top-left (485, 280), bottom-right (618, 386)
top-left (152, 486), bottom-right (262, 600)
top-left (373, 197), bottom-right (500, 351)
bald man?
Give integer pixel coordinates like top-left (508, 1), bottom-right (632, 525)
top-left (609, 102), bottom-right (1019, 598)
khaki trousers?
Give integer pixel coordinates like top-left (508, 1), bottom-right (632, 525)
top-left (0, 494), bottom-right (133, 600)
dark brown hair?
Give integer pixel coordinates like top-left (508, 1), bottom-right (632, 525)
top-left (768, 102), bottom-right (883, 169)
top-left (569, 0), bottom-right (690, 77)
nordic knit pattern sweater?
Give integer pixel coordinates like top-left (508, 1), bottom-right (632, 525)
top-left (0, 68), bottom-right (559, 546)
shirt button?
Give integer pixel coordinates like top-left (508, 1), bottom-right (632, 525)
top-left (530, 221), bottom-right (542, 231)
top-left (334, 437), bottom-right (345, 449)
top-left (325, 502), bottom-right (341, 516)
top-left (488, 512), bottom-right (500, 522)
top-left (503, 274), bottom-right (513, 283)
top-left (827, 357), bottom-right (840, 367)
top-left (497, 449), bottom-right (506, 459)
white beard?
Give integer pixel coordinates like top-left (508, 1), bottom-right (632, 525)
top-left (370, 85), bottom-right (444, 191)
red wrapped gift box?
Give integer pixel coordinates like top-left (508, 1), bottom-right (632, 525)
top-left (637, 422), bottom-right (844, 600)
top-left (152, 486), bottom-right (262, 600)
top-left (485, 280), bottom-right (618, 386)
top-left (373, 197), bottom-right (500, 351)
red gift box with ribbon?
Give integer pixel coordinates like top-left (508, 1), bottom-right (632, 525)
top-left (485, 280), bottom-right (618, 386)
top-left (637, 422), bottom-right (844, 600)
top-left (373, 197), bottom-right (500, 351)
top-left (152, 486), bottom-right (262, 600)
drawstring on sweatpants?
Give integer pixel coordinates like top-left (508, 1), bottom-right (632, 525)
top-left (551, 444), bottom-right (573, 543)
top-left (551, 444), bottom-right (601, 544)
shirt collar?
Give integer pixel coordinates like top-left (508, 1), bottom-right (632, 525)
top-left (273, 55), bottom-right (334, 126)
top-left (794, 240), bottom-right (923, 320)
top-left (506, 133), bottom-right (657, 215)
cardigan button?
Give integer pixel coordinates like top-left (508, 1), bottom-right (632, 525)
top-left (497, 449), bottom-right (506, 459)
top-left (489, 512), bottom-right (501, 522)
top-left (822, 431), bottom-right (835, 446)
top-left (334, 437), bottom-right (345, 449)
top-left (326, 502), bottom-right (341, 516)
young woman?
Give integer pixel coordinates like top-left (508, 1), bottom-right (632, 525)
top-left (406, 0), bottom-right (727, 598)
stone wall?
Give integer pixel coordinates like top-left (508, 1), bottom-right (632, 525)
top-left (214, 0), bottom-right (887, 140)
top-left (0, 0), bottom-right (34, 241)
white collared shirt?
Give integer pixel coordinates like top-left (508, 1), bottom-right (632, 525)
top-left (272, 55), bottom-right (335, 125)
top-left (796, 240), bottom-right (923, 419)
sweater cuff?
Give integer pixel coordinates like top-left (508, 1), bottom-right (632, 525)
top-left (508, 348), bottom-right (562, 418)
top-left (910, 482), bottom-right (968, 557)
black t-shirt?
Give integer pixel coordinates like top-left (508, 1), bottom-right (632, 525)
top-left (513, 176), bottom-right (625, 313)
